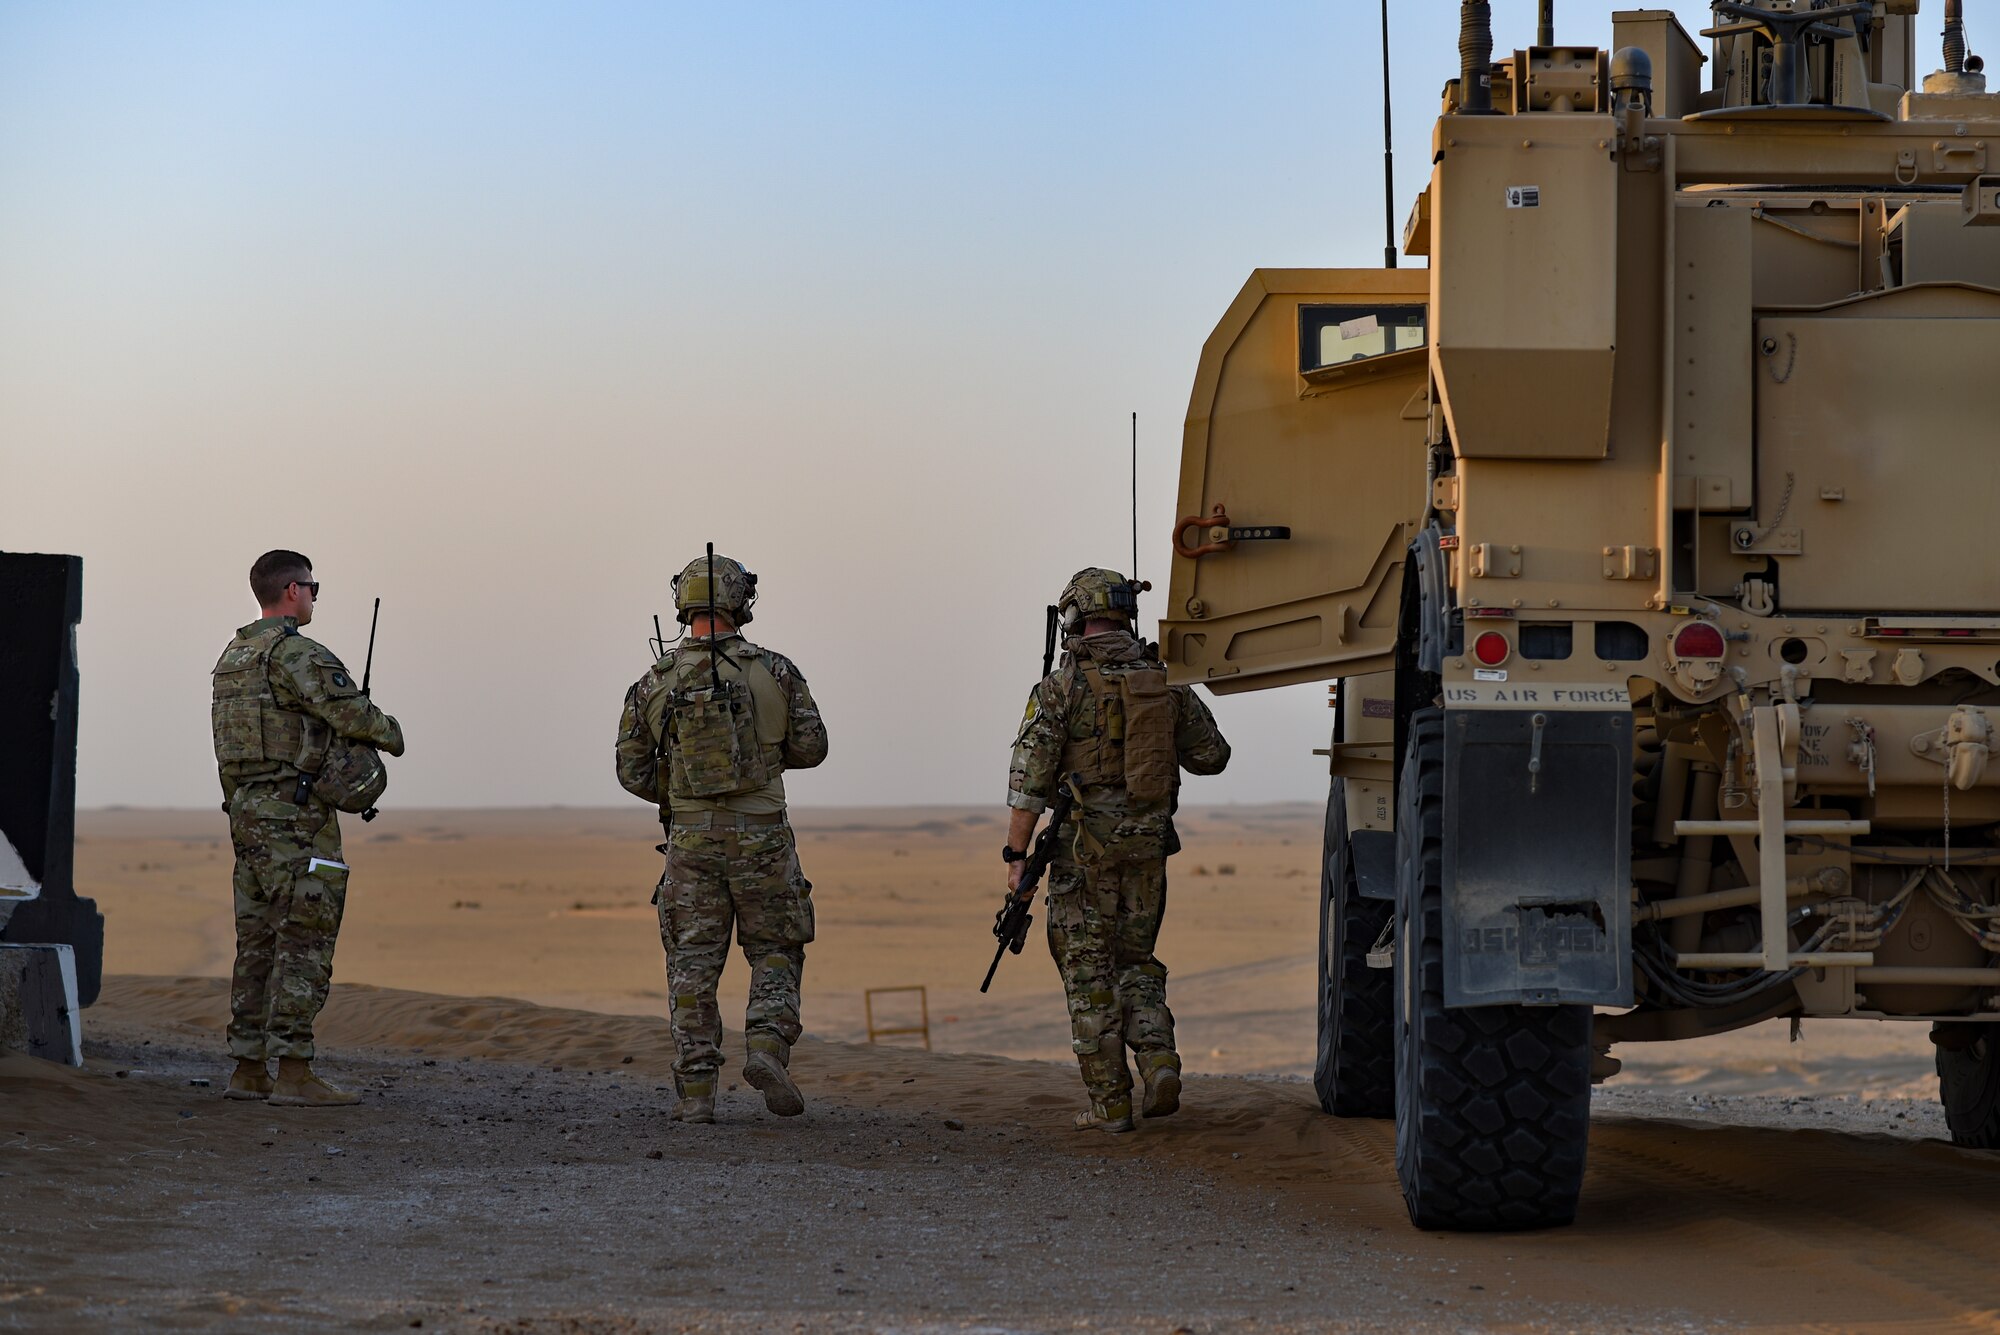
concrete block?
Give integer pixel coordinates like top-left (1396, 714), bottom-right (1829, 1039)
top-left (0, 943), bottom-right (81, 1066)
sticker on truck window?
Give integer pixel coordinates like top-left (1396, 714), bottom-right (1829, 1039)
top-left (1506, 185), bottom-right (1541, 208)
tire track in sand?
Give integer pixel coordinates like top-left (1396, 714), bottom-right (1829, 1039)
top-left (1584, 1114), bottom-right (2000, 1330)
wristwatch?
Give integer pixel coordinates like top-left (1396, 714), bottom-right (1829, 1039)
top-left (1000, 845), bottom-right (1027, 864)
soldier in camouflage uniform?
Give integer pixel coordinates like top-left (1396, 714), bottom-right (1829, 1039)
top-left (211, 550), bottom-right (405, 1107)
top-left (616, 552), bottom-right (828, 1124)
top-left (1005, 568), bottom-right (1230, 1132)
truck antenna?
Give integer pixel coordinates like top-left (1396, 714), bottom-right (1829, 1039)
top-left (1382, 0), bottom-right (1398, 268)
top-left (1459, 1), bottom-right (1495, 115)
top-left (1538, 0), bottom-right (1554, 49)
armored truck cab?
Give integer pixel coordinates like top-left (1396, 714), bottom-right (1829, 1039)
top-left (1165, 1), bottom-right (2000, 1230)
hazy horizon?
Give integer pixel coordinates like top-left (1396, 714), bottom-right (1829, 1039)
top-left (4, 1), bottom-right (1720, 811)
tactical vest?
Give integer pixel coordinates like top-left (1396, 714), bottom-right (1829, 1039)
top-left (659, 641), bottom-right (788, 800)
top-left (1060, 660), bottom-right (1177, 802)
top-left (211, 625), bottom-right (329, 783)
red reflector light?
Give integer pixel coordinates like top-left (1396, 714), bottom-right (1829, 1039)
top-left (1673, 623), bottom-right (1726, 659)
top-left (1472, 630), bottom-right (1510, 666)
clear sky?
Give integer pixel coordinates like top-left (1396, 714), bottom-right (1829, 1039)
top-left (1, 1), bottom-right (1720, 809)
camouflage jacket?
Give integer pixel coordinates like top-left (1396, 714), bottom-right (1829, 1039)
top-left (615, 632), bottom-right (828, 818)
top-left (1008, 630), bottom-right (1230, 859)
top-left (211, 616), bottom-right (406, 803)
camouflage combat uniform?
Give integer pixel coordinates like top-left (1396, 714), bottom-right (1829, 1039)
top-left (616, 632), bottom-right (828, 1095)
top-left (211, 616), bottom-right (404, 1061)
top-left (1009, 629), bottom-right (1230, 1115)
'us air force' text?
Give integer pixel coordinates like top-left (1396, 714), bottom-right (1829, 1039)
top-left (1444, 685), bottom-right (1630, 707)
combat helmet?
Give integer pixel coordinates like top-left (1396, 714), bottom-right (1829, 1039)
top-left (1058, 567), bottom-right (1141, 633)
top-left (672, 552), bottom-right (758, 626)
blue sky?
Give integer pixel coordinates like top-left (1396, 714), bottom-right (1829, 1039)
top-left (1, 2), bottom-right (1724, 807)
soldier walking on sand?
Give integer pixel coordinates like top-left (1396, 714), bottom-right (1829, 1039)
top-left (211, 550), bottom-right (405, 1107)
top-left (616, 551), bottom-right (828, 1124)
top-left (1004, 568), bottom-right (1230, 1133)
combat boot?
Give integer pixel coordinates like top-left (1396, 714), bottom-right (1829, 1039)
top-left (224, 1057), bottom-right (273, 1101)
top-left (1137, 1051), bottom-right (1182, 1120)
top-left (743, 1041), bottom-right (805, 1117)
top-left (268, 1059), bottom-right (362, 1108)
top-left (1072, 1094), bottom-right (1135, 1134)
top-left (672, 1077), bottom-right (716, 1124)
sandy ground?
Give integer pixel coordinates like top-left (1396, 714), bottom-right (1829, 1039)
top-left (1, 805), bottom-right (1992, 1331)
top-left (5, 978), bottom-right (1999, 1333)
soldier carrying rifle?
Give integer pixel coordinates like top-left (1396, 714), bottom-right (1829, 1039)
top-left (999, 568), bottom-right (1229, 1133)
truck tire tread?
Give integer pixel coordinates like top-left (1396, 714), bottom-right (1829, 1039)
top-left (1395, 707), bottom-right (1592, 1231)
top-left (1938, 1026), bottom-right (2000, 1148)
top-left (1316, 777), bottom-right (1395, 1118)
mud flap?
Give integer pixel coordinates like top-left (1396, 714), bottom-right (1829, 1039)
top-left (1351, 829), bottom-right (1396, 901)
top-left (1441, 708), bottom-right (1632, 1007)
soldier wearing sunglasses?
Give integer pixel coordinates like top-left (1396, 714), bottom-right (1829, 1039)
top-left (209, 549), bottom-right (405, 1106)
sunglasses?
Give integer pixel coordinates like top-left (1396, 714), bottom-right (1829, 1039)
top-left (290, 580), bottom-right (321, 598)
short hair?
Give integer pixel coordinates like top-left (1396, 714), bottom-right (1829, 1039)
top-left (249, 550), bottom-right (313, 607)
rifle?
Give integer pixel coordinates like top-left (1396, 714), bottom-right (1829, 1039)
top-left (359, 596), bottom-right (382, 822)
top-left (981, 773), bottom-right (1081, 992)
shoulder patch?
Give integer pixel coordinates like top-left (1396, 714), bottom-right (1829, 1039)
top-left (331, 671), bottom-right (351, 689)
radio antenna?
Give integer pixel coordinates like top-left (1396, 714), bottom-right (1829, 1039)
top-left (1381, 0), bottom-right (1397, 268)
top-left (705, 541), bottom-right (722, 691)
top-left (1130, 411), bottom-right (1139, 592)
top-left (361, 597), bottom-right (380, 697)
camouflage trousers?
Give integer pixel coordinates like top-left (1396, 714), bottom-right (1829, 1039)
top-left (226, 785), bottom-right (347, 1061)
top-left (655, 818), bottom-right (815, 1088)
top-left (1044, 854), bottom-right (1175, 1105)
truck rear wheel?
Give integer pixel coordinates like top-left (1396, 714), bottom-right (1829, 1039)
top-left (1314, 777), bottom-right (1394, 1118)
top-left (1937, 1025), bottom-right (2000, 1148)
top-left (1393, 708), bottom-right (1593, 1231)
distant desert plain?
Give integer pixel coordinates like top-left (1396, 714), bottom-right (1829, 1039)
top-left (71, 802), bottom-right (1945, 1093)
top-left (3, 804), bottom-right (1996, 1332)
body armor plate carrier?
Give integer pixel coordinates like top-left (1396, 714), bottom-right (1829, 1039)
top-left (1067, 662), bottom-right (1176, 801)
top-left (211, 627), bottom-right (327, 784)
top-left (662, 642), bottom-right (785, 800)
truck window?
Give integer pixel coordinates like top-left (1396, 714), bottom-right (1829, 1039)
top-left (1298, 304), bottom-right (1427, 372)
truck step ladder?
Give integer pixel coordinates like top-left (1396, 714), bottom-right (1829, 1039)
top-left (1672, 703), bottom-right (1873, 971)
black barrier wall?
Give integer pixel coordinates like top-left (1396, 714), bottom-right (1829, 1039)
top-left (0, 553), bottom-right (103, 1005)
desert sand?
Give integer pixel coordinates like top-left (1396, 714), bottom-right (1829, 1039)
top-left (1, 804), bottom-right (1991, 1331)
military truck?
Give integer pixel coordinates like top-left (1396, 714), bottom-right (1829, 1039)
top-left (1164, 0), bottom-right (2000, 1230)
